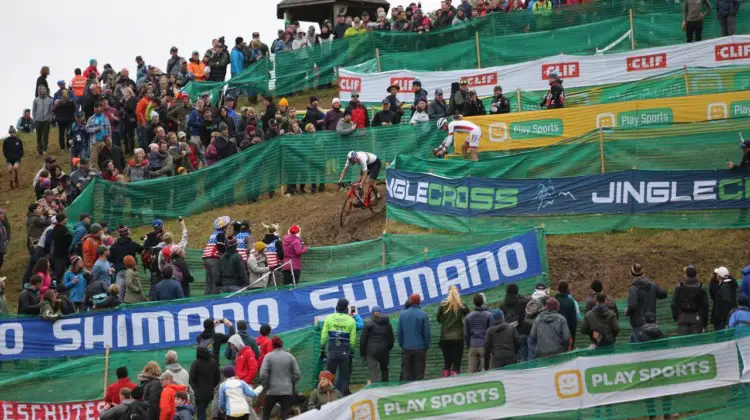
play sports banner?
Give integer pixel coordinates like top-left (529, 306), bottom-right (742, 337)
top-left (338, 36), bottom-right (750, 103)
top-left (0, 400), bottom-right (106, 419)
top-left (294, 340), bottom-right (739, 419)
top-left (387, 169), bottom-right (750, 217)
top-left (467, 90), bottom-right (750, 150)
top-left (0, 231), bottom-right (543, 360)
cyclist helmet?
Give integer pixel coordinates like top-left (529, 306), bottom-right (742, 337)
top-left (152, 219), bottom-right (164, 229)
top-left (347, 151), bottom-right (357, 161)
top-left (436, 118), bottom-right (448, 129)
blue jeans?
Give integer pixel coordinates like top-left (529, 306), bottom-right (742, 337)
top-left (630, 329), bottom-right (641, 344)
top-left (327, 350), bottom-right (350, 395)
top-left (518, 334), bottom-right (529, 362)
top-left (527, 335), bottom-right (537, 361)
top-left (195, 399), bottom-right (210, 420)
top-left (138, 126), bottom-right (148, 150)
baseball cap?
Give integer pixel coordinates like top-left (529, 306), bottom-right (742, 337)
top-left (435, 88), bottom-right (443, 95)
top-left (381, 99), bottom-right (390, 105)
top-left (253, 32), bottom-right (260, 38)
top-left (535, 282), bottom-right (548, 290)
top-left (192, 50), bottom-right (199, 55)
top-left (714, 267), bottom-right (730, 279)
top-left (494, 85), bottom-right (502, 91)
top-left (170, 46), bottom-right (178, 53)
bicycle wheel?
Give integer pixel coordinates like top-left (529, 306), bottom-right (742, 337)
top-left (340, 195), bottom-right (355, 227)
top-left (368, 187), bottom-right (386, 214)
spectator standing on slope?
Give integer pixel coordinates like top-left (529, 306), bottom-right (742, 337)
top-left (202, 216), bottom-right (230, 295)
top-left (584, 279), bottom-right (619, 318)
top-left (540, 72), bottom-right (564, 109)
top-left (259, 337), bottom-right (301, 420)
top-left (437, 286), bottom-right (469, 376)
top-left (32, 85), bottom-right (54, 155)
top-left (198, 318), bottom-right (236, 364)
top-left (710, 266), bottom-right (738, 330)
top-left (671, 265), bottom-right (709, 335)
top-left (464, 293), bottom-right (493, 373)
top-left (360, 305), bottom-right (394, 384)
top-left (581, 293), bottom-right (620, 348)
top-left (716, 0), bottom-right (739, 36)
top-left (683, 0), bottom-right (711, 42)
top-left (281, 225), bottom-right (307, 285)
top-left (398, 294), bottom-right (431, 381)
top-left (729, 294), bottom-right (750, 327)
top-left (530, 298), bottom-right (570, 359)
top-left (555, 281), bottom-right (578, 350)
top-left (523, 282), bottom-right (549, 360)
top-left (189, 345), bottom-right (220, 420)
top-left (320, 298), bottom-right (357, 395)
top-left (498, 284), bottom-right (529, 361)
top-left (105, 366), bottom-right (137, 405)
top-left (484, 309), bottom-right (521, 369)
top-left (4, 126), bottom-right (24, 189)
top-left (626, 263), bottom-right (667, 342)
top-left (490, 85), bottom-right (511, 114)
top-left (428, 89), bottom-right (448, 120)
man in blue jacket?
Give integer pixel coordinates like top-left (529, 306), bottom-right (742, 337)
top-left (464, 293), bottom-right (494, 373)
top-left (69, 213), bottom-right (92, 253)
top-left (398, 294), bottom-right (430, 381)
top-left (230, 37), bottom-right (246, 77)
top-left (186, 100), bottom-right (205, 165)
top-left (153, 266), bottom-right (184, 301)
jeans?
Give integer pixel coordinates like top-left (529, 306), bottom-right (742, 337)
top-left (439, 339), bottom-right (464, 372)
top-left (719, 15), bottom-right (736, 36)
top-left (138, 126), bottom-right (148, 150)
top-left (195, 399), bottom-right (210, 420)
top-left (686, 20), bottom-right (703, 43)
top-left (56, 120), bottom-right (72, 150)
top-left (367, 355), bottom-right (389, 383)
top-left (468, 346), bottom-right (485, 373)
top-left (527, 335), bottom-right (537, 360)
top-left (115, 270), bottom-right (126, 301)
top-left (262, 395), bottom-right (292, 420)
top-left (518, 334), bottom-right (529, 362)
top-left (35, 121), bottom-right (51, 154)
top-left (630, 329), bottom-right (641, 344)
top-left (402, 349), bottom-right (426, 381)
top-left (327, 350), bottom-right (351, 395)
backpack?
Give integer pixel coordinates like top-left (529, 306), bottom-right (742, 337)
top-left (172, 262), bottom-right (184, 283)
top-left (502, 304), bottom-right (521, 326)
top-left (72, 234), bottom-right (90, 256)
top-left (678, 283), bottom-right (702, 312)
top-left (524, 297), bottom-right (547, 328)
top-left (147, 245), bottom-right (163, 274)
top-left (198, 335), bottom-right (215, 354)
top-left (123, 400), bottom-right (149, 420)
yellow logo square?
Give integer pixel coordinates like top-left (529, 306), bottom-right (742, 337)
top-left (555, 369), bottom-right (584, 399)
top-left (351, 399), bottom-right (376, 420)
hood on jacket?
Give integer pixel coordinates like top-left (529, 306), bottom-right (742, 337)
top-left (263, 233), bottom-right (278, 244)
top-left (372, 314), bottom-right (390, 326)
top-left (632, 277), bottom-right (653, 292)
top-left (166, 363), bottom-right (184, 373)
top-left (138, 372), bottom-right (160, 382)
top-left (490, 321), bottom-right (509, 331)
top-left (592, 304), bottom-right (614, 316)
top-left (176, 405), bottom-right (195, 415)
top-left (503, 294), bottom-right (522, 309)
top-left (228, 334), bottom-right (245, 350)
top-left (538, 310), bottom-right (559, 323)
top-left (531, 290), bottom-right (548, 300)
top-left (683, 277), bottom-right (701, 287)
top-left (283, 234), bottom-right (299, 247)
top-left (196, 345), bottom-right (211, 360)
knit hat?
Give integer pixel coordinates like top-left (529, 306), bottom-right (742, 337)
top-left (409, 293), bottom-right (421, 306)
top-left (89, 223), bottom-right (103, 234)
top-left (491, 309), bottom-right (504, 322)
top-left (226, 235), bottom-right (238, 247)
top-left (96, 245), bottom-right (108, 255)
top-left (218, 122), bottom-right (228, 132)
top-left (223, 365), bottom-right (236, 378)
top-left (644, 312), bottom-right (656, 323)
top-left (8, 126), bottom-right (16, 134)
top-left (254, 241), bottom-right (267, 252)
top-left (149, 143), bottom-right (159, 152)
top-left (684, 265), bottom-right (697, 277)
top-left (739, 293), bottom-right (750, 306)
top-left (131, 386), bottom-right (144, 400)
top-left (370, 305), bottom-right (382, 314)
top-left (272, 336), bottom-right (283, 348)
top-left (70, 255), bottom-right (82, 266)
top-left (117, 225), bottom-right (130, 236)
top-left (336, 298), bottom-right (349, 313)
top-left (310, 96), bottom-right (319, 104)
top-left (545, 297), bottom-right (560, 311)
top-left (289, 224), bottom-right (301, 235)
top-left (279, 97), bottom-right (289, 107)
top-left (631, 263), bottom-right (643, 277)
top-left (332, 98), bottom-right (340, 105)
top-left (319, 370), bottom-right (335, 383)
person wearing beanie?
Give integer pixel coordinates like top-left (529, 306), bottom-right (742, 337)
top-left (320, 298), bottom-right (358, 395)
top-left (170, 246), bottom-right (194, 298)
top-left (189, 343), bottom-right (221, 420)
top-left (3, 125), bottom-right (23, 189)
top-left (302, 96), bottom-right (325, 132)
top-left (360, 305), bottom-right (394, 384)
top-left (498, 283), bottom-right (530, 361)
top-left (529, 297), bottom-right (570, 359)
top-left (218, 361), bottom-right (262, 419)
top-left (584, 280), bottom-right (619, 319)
top-left (259, 336), bottom-right (301, 420)
top-left (247, 241), bottom-right (271, 289)
top-left (626, 263), bottom-right (667, 342)
top-left (671, 265), bottom-right (709, 336)
top-left (308, 370), bottom-right (342, 411)
top-left (197, 317), bottom-right (235, 364)
top-left (484, 308), bottom-right (522, 369)
top-left (710, 266), bottom-right (739, 331)
top-left (322, 97), bottom-right (344, 131)
top-left (217, 234), bottom-right (249, 293)
top-left (554, 281), bottom-right (578, 350)
top-left (109, 225), bottom-right (143, 297)
top-left (152, 265), bottom-right (184, 301)
top-left (282, 224), bottom-right (307, 286)
top-left (398, 293), bottom-right (431, 381)
top-left (729, 294), bottom-right (750, 328)
top-left (540, 70), bottom-right (565, 109)
top-left (81, 223), bottom-right (104, 270)
top-left (581, 293), bottom-right (620, 348)
top-left (464, 293), bottom-right (494, 373)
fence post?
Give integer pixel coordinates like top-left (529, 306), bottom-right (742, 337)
top-left (375, 48), bottom-right (382, 72)
top-left (475, 32), bottom-right (482, 69)
top-left (102, 345), bottom-right (111, 398)
top-left (599, 128), bottom-right (605, 174)
top-left (683, 65), bottom-right (691, 96)
top-left (629, 9), bottom-right (636, 50)
top-left (516, 89), bottom-right (522, 113)
top-left (279, 144), bottom-right (285, 196)
top-left (381, 233), bottom-right (387, 267)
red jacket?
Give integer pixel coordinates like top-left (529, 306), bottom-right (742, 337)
top-left (159, 383), bottom-right (187, 420)
top-left (256, 336), bottom-right (273, 365)
top-left (105, 377), bottom-right (137, 404)
top-left (235, 346), bottom-right (259, 384)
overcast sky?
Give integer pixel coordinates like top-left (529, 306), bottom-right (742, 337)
top-left (2, 0), bottom-right (442, 133)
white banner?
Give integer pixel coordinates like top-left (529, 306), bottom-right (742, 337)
top-left (297, 340), bottom-right (740, 420)
top-left (338, 36), bottom-right (750, 104)
top-left (737, 334), bottom-right (750, 382)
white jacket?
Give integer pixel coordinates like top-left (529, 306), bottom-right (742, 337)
top-left (219, 378), bottom-right (258, 417)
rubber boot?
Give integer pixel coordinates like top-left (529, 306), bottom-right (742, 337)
top-left (442, 370), bottom-right (449, 378)
top-left (450, 370), bottom-right (459, 376)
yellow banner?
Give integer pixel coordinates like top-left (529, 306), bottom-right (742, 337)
top-left (468, 91), bottom-right (750, 151)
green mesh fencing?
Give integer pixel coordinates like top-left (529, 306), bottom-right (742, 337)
top-left (181, 2), bottom-right (750, 100)
top-left (387, 118), bottom-right (750, 234)
top-left (0, 230), bottom-right (547, 402)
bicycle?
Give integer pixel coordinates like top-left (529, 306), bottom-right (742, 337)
top-left (339, 182), bottom-right (385, 227)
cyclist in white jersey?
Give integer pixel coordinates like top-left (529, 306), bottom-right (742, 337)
top-left (433, 118), bottom-right (482, 161)
top-left (338, 151), bottom-right (382, 200)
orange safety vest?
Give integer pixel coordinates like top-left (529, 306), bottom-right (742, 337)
top-left (71, 75), bottom-right (87, 97)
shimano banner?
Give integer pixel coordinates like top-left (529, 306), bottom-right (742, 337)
top-left (387, 169), bottom-right (750, 217)
top-left (0, 231), bottom-right (543, 360)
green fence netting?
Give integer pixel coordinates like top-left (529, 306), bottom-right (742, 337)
top-left (182, 2), bottom-right (750, 100)
top-left (0, 230), bottom-right (548, 403)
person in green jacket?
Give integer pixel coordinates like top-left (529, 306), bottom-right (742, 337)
top-left (320, 298), bottom-right (357, 395)
top-left (436, 286), bottom-right (470, 377)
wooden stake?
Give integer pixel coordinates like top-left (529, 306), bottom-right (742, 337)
top-left (599, 128), bottom-right (605, 174)
top-left (475, 32), bottom-right (482, 69)
top-left (516, 89), bottom-right (522, 113)
top-left (381, 234), bottom-right (387, 267)
top-left (629, 9), bottom-right (636, 50)
top-left (103, 345), bottom-right (111, 397)
top-left (375, 48), bottom-right (382, 72)
top-left (683, 65), bottom-right (691, 96)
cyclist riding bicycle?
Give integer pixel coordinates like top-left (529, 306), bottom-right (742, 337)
top-left (432, 117), bottom-right (482, 161)
top-left (338, 151), bottom-right (382, 202)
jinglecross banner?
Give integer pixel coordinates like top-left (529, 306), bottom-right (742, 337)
top-left (0, 231), bottom-right (543, 361)
top-left (387, 169), bottom-right (750, 217)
